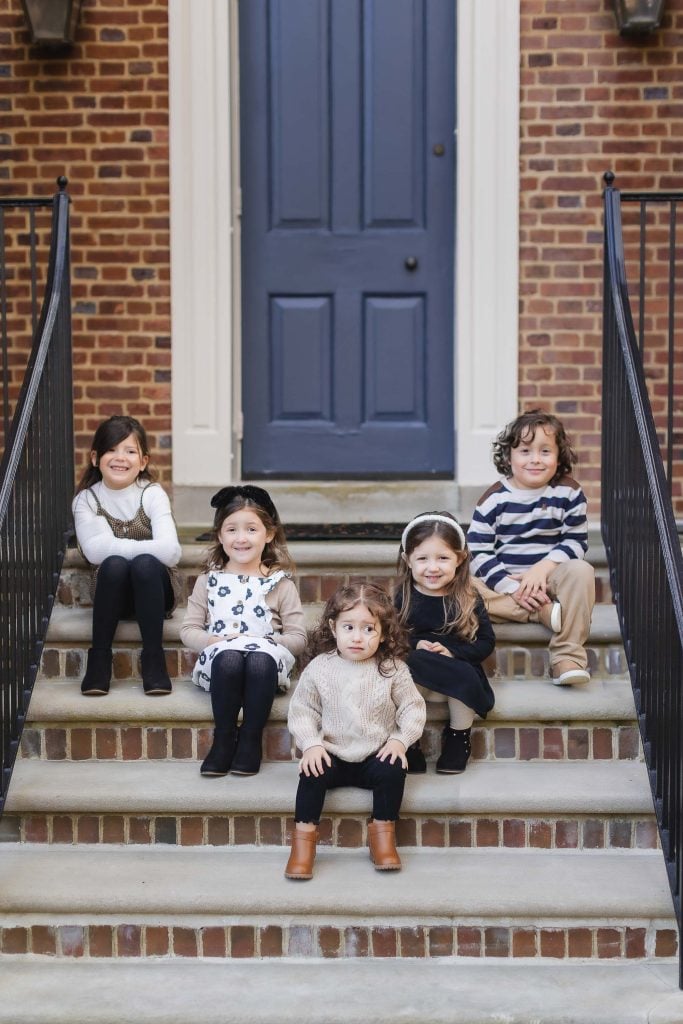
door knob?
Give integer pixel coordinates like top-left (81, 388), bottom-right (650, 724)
top-left (404, 257), bottom-right (418, 271)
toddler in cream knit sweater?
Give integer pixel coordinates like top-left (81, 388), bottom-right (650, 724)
top-left (285, 583), bottom-right (426, 880)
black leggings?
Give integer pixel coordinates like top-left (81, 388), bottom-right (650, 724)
top-left (92, 554), bottom-right (173, 650)
top-left (209, 650), bottom-right (278, 731)
top-left (295, 753), bottom-right (407, 824)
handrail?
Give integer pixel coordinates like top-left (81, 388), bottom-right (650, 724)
top-left (0, 178), bottom-right (74, 811)
top-left (602, 172), bottom-right (683, 986)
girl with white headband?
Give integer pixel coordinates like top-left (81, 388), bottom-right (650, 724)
top-left (395, 511), bottom-right (495, 774)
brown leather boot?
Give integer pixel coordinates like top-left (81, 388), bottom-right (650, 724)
top-left (284, 825), bottom-right (318, 880)
top-left (367, 819), bottom-right (401, 871)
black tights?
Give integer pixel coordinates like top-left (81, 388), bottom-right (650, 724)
top-left (92, 554), bottom-right (173, 651)
top-left (209, 650), bottom-right (278, 731)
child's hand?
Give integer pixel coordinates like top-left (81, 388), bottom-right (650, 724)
top-left (376, 739), bottom-right (407, 768)
top-left (207, 632), bottom-right (238, 647)
top-left (299, 745), bottom-right (332, 777)
top-left (510, 560), bottom-right (555, 610)
top-left (416, 640), bottom-right (453, 658)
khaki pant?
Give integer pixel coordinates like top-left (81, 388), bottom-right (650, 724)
top-left (472, 560), bottom-right (595, 672)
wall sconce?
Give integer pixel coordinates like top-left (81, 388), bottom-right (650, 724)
top-left (614, 0), bottom-right (666, 34)
top-left (20, 0), bottom-right (83, 48)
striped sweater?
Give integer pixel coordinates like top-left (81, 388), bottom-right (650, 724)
top-left (467, 477), bottom-right (589, 595)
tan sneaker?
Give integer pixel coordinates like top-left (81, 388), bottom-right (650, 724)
top-left (552, 660), bottom-right (590, 686)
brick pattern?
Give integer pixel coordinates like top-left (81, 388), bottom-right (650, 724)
top-left (0, 921), bottom-right (676, 961)
top-left (0, 0), bottom-right (173, 482)
top-left (20, 720), bottom-right (642, 763)
top-left (38, 641), bottom-right (628, 683)
top-left (4, 1), bottom-right (683, 499)
top-left (54, 568), bottom-right (613, 611)
top-left (0, 813), bottom-right (659, 850)
top-left (519, 0), bottom-right (683, 510)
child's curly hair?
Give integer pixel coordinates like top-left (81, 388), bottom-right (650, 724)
top-left (493, 409), bottom-right (577, 483)
top-left (303, 582), bottom-right (409, 675)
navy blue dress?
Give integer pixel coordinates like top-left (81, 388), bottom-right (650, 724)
top-left (396, 586), bottom-right (495, 718)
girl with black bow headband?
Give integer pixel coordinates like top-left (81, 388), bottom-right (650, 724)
top-left (180, 486), bottom-right (305, 776)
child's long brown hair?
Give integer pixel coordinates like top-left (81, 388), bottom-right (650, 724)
top-left (303, 582), bottom-right (409, 676)
top-left (205, 494), bottom-right (295, 575)
top-left (75, 415), bottom-right (155, 493)
top-left (396, 511), bottom-right (480, 641)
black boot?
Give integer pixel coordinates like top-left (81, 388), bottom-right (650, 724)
top-left (201, 728), bottom-right (238, 776)
top-left (81, 648), bottom-right (113, 696)
top-left (406, 740), bottom-right (427, 774)
top-left (230, 728), bottom-right (264, 776)
top-left (436, 726), bottom-right (472, 774)
top-left (141, 647), bottom-right (172, 696)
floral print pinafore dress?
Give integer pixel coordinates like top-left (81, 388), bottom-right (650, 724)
top-left (191, 570), bottom-right (295, 692)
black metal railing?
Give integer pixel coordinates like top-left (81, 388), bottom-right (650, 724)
top-left (614, 182), bottom-right (683, 510)
top-left (0, 192), bottom-right (57, 457)
top-left (0, 178), bottom-right (74, 813)
top-left (602, 172), bottom-right (683, 986)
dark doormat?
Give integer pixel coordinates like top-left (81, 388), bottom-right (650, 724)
top-left (195, 523), bottom-right (406, 543)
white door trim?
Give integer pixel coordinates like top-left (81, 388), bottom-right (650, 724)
top-left (456, 0), bottom-right (520, 494)
top-left (169, 0), bottom-right (235, 486)
top-left (169, 0), bottom-right (519, 509)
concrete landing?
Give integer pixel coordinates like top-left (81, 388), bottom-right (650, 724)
top-left (0, 959), bottom-right (681, 1024)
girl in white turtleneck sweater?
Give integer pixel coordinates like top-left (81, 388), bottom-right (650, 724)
top-left (72, 415), bottom-right (181, 697)
top-left (285, 582), bottom-right (425, 880)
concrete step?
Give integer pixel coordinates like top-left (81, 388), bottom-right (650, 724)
top-left (56, 533), bottom-right (614, 610)
top-left (0, 844), bottom-right (675, 961)
top-left (1, 960), bottom-right (683, 1024)
top-left (1, 759), bottom-right (658, 850)
top-left (26, 673), bottom-right (637, 724)
top-left (21, 675), bottom-right (640, 767)
top-left (44, 601), bottom-right (622, 647)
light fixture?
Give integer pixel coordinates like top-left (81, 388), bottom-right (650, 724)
top-left (614, 0), bottom-right (666, 34)
top-left (20, 0), bottom-right (83, 48)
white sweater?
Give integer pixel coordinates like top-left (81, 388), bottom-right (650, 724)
top-left (288, 652), bottom-right (426, 763)
top-left (72, 480), bottom-right (181, 567)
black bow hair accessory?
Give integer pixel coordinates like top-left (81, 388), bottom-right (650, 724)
top-left (210, 485), bottom-right (279, 523)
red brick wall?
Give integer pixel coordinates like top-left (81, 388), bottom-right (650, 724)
top-left (0, 0), bottom-right (173, 482)
top-left (2, 0), bottom-right (683, 503)
top-left (519, 0), bottom-right (683, 509)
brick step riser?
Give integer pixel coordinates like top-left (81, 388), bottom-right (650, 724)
top-left (56, 568), bottom-right (615, 610)
top-left (39, 644), bottom-right (628, 683)
top-left (1, 813), bottom-right (660, 850)
top-left (0, 918), bottom-right (675, 961)
top-left (20, 720), bottom-right (643, 763)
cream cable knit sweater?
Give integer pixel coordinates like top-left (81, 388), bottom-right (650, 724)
top-left (287, 652), bottom-right (426, 763)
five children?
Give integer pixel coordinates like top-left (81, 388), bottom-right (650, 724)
top-left (76, 409), bottom-right (594, 877)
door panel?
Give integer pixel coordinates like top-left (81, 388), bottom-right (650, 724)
top-left (240, 0), bottom-right (455, 476)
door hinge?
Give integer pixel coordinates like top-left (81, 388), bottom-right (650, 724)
top-left (235, 411), bottom-right (244, 442)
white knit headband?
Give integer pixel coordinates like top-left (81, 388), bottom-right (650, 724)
top-left (401, 514), bottom-right (467, 552)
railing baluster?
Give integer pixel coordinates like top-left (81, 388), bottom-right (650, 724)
top-left (667, 201), bottom-right (676, 489)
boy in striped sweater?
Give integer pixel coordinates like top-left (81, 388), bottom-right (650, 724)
top-left (467, 410), bottom-right (595, 686)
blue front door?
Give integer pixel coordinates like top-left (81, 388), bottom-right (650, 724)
top-left (240, 0), bottom-right (455, 477)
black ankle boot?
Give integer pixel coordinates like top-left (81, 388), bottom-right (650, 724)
top-left (141, 647), bottom-right (172, 696)
top-left (200, 729), bottom-right (238, 776)
top-left (406, 740), bottom-right (427, 774)
top-left (230, 728), bottom-right (264, 775)
top-left (81, 648), bottom-right (113, 696)
top-left (436, 726), bottom-right (472, 774)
